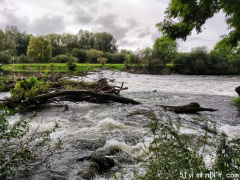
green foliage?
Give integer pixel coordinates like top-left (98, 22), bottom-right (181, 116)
top-left (27, 36), bottom-right (52, 63)
top-left (0, 51), bottom-right (12, 64)
top-left (67, 56), bottom-right (77, 70)
top-left (0, 109), bottom-right (61, 178)
top-left (86, 49), bottom-right (104, 63)
top-left (127, 54), bottom-right (134, 65)
top-left (76, 49), bottom-right (87, 63)
top-left (97, 57), bottom-right (108, 66)
top-left (153, 35), bottom-right (178, 65)
top-left (50, 54), bottom-right (70, 63)
top-left (118, 111), bottom-right (240, 180)
top-left (213, 134), bottom-right (240, 178)
top-left (157, 0), bottom-right (240, 46)
top-left (94, 32), bottom-right (118, 53)
top-left (18, 54), bottom-right (30, 63)
top-left (10, 77), bottom-right (49, 100)
top-left (174, 46), bottom-right (240, 75)
top-left (233, 97), bottom-right (240, 108)
top-left (71, 48), bottom-right (79, 57)
top-left (213, 38), bottom-right (240, 60)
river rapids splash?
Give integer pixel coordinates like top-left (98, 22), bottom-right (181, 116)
top-left (3, 70), bottom-right (240, 180)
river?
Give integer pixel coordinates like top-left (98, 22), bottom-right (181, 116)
top-left (2, 70), bottom-right (240, 180)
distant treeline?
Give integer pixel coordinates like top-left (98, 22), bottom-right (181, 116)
top-left (1, 25), bottom-right (240, 75)
top-left (0, 25), bottom-right (133, 64)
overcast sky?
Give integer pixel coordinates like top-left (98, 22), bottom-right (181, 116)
top-left (0, 0), bottom-right (230, 52)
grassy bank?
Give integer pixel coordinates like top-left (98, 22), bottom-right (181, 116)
top-left (1, 63), bottom-right (125, 72)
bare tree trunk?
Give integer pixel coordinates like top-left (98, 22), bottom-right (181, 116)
top-left (35, 90), bottom-right (141, 104)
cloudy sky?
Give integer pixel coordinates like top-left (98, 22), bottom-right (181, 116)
top-left (0, 0), bottom-right (230, 52)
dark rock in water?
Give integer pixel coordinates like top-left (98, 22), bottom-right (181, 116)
top-left (152, 90), bottom-right (157, 92)
top-left (91, 156), bottom-right (115, 170)
top-left (77, 162), bottom-right (98, 180)
top-left (110, 166), bottom-right (119, 172)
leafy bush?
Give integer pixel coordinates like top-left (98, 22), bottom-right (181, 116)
top-left (50, 54), bottom-right (70, 63)
top-left (18, 54), bottom-right (30, 63)
top-left (0, 52), bottom-right (12, 64)
top-left (233, 97), bottom-right (240, 108)
top-left (67, 56), bottom-right (77, 70)
top-left (97, 57), bottom-right (108, 66)
top-left (115, 111), bottom-right (240, 180)
top-left (77, 49), bottom-right (87, 63)
top-left (0, 109), bottom-right (61, 179)
top-left (174, 46), bottom-right (240, 75)
top-left (10, 76), bottom-right (49, 101)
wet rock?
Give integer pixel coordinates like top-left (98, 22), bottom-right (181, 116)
top-left (152, 90), bottom-right (157, 92)
top-left (110, 166), bottom-right (119, 172)
top-left (91, 156), bottom-right (114, 170)
top-left (77, 162), bottom-right (98, 180)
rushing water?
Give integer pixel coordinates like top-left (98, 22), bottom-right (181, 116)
top-left (2, 70), bottom-right (240, 180)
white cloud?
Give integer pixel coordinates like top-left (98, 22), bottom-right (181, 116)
top-left (0, 0), bottom-right (230, 52)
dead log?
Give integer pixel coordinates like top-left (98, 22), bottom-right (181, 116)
top-left (34, 90), bottom-right (140, 104)
top-left (160, 102), bottom-right (217, 114)
top-left (236, 86), bottom-right (240, 96)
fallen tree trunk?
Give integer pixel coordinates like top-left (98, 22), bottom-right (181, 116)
top-left (35, 90), bottom-right (141, 104)
top-left (236, 86), bottom-right (240, 96)
top-left (160, 102), bottom-right (217, 114)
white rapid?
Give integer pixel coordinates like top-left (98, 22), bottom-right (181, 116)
top-left (2, 70), bottom-right (240, 180)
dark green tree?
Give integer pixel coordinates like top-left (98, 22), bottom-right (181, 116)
top-left (76, 49), bottom-right (87, 63)
top-left (157, 0), bottom-right (240, 46)
top-left (153, 36), bottom-right (178, 65)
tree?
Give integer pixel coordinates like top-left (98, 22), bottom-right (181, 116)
top-left (153, 36), bottom-right (178, 65)
top-left (94, 32), bottom-right (118, 53)
top-left (97, 57), bottom-right (108, 66)
top-left (76, 49), bottom-right (87, 63)
top-left (27, 36), bottom-right (52, 63)
top-left (46, 34), bottom-right (67, 57)
top-left (14, 31), bottom-right (31, 56)
top-left (157, 0), bottom-right (240, 47)
top-left (71, 48), bottom-right (79, 57)
top-left (86, 49), bottom-right (103, 63)
top-left (213, 38), bottom-right (240, 60)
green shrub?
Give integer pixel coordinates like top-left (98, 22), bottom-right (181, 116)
top-left (97, 57), bottom-right (108, 66)
top-left (67, 56), bottom-right (77, 70)
top-left (116, 111), bottom-right (240, 180)
top-left (174, 47), bottom-right (240, 75)
top-left (233, 97), bottom-right (240, 108)
top-left (10, 77), bottom-right (49, 101)
top-left (50, 54), bottom-right (69, 63)
top-left (0, 52), bottom-right (12, 64)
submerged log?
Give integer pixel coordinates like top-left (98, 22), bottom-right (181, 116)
top-left (160, 102), bottom-right (217, 114)
top-left (236, 86), bottom-right (240, 96)
top-left (35, 90), bottom-right (141, 104)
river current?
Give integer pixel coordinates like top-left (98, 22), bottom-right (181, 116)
top-left (2, 70), bottom-right (240, 180)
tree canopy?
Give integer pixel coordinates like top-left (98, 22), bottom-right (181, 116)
top-left (156, 0), bottom-right (240, 46)
top-left (153, 35), bottom-right (178, 64)
top-left (27, 36), bottom-right (52, 63)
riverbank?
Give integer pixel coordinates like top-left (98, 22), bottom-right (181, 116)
top-left (0, 63), bottom-right (175, 74)
top-left (0, 63), bottom-right (125, 72)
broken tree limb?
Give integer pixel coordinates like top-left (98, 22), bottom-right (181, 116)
top-left (34, 90), bottom-right (141, 104)
top-left (159, 102), bottom-right (217, 114)
top-left (236, 86), bottom-right (240, 96)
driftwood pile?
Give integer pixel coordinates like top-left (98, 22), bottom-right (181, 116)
top-left (0, 74), bottom-right (140, 110)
